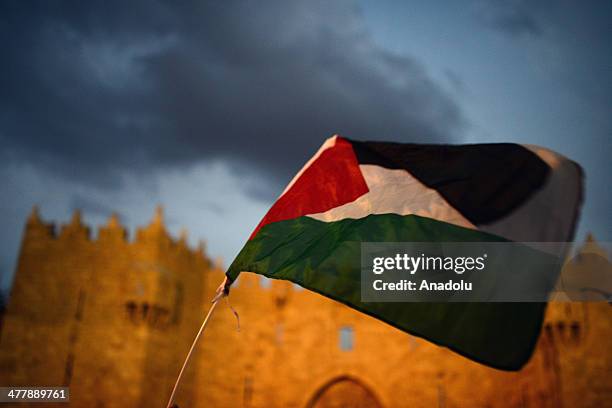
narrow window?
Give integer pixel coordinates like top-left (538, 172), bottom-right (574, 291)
top-left (339, 326), bottom-right (354, 351)
top-left (63, 353), bottom-right (74, 386)
top-left (557, 321), bottom-right (566, 338)
top-left (570, 321), bottom-right (581, 343)
top-left (75, 289), bottom-right (86, 321)
top-left (126, 301), bottom-right (137, 322)
top-left (142, 302), bottom-right (150, 320)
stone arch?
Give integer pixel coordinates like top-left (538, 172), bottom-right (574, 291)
top-left (306, 375), bottom-right (384, 408)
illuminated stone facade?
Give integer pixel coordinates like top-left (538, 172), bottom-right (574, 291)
top-left (0, 207), bottom-right (609, 407)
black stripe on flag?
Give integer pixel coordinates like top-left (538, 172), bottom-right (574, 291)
top-left (350, 140), bottom-right (550, 225)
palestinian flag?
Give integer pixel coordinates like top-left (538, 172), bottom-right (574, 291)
top-left (226, 135), bottom-right (583, 370)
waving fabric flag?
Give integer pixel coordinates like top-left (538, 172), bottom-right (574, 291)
top-left (226, 135), bottom-right (583, 370)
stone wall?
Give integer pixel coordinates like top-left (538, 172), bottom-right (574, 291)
top-left (0, 207), bottom-right (609, 407)
top-left (0, 207), bottom-right (212, 407)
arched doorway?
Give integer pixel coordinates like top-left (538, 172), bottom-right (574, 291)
top-left (306, 375), bottom-right (384, 408)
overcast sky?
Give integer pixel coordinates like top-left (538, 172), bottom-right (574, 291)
top-left (1, 0), bottom-right (610, 291)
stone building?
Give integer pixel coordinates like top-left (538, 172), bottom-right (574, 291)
top-left (0, 207), bottom-right (609, 407)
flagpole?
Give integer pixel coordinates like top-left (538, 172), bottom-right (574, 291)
top-left (165, 277), bottom-right (229, 408)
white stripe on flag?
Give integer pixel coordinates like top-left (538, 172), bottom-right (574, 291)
top-left (306, 164), bottom-right (476, 230)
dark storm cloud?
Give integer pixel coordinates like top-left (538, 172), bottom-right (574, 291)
top-left (0, 0), bottom-right (464, 196)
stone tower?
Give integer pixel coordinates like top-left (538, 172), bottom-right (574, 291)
top-left (0, 206), bottom-right (215, 407)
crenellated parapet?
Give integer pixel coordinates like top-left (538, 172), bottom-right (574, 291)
top-left (543, 233), bottom-right (611, 348)
top-left (59, 210), bottom-right (91, 241)
top-left (21, 204), bottom-right (212, 264)
top-left (134, 205), bottom-right (175, 249)
top-left (24, 205), bottom-right (56, 239)
top-left (98, 213), bottom-right (128, 243)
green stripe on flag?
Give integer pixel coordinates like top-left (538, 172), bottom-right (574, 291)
top-left (227, 214), bottom-right (546, 370)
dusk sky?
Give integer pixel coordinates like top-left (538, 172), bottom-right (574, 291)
top-left (1, 0), bottom-right (610, 291)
